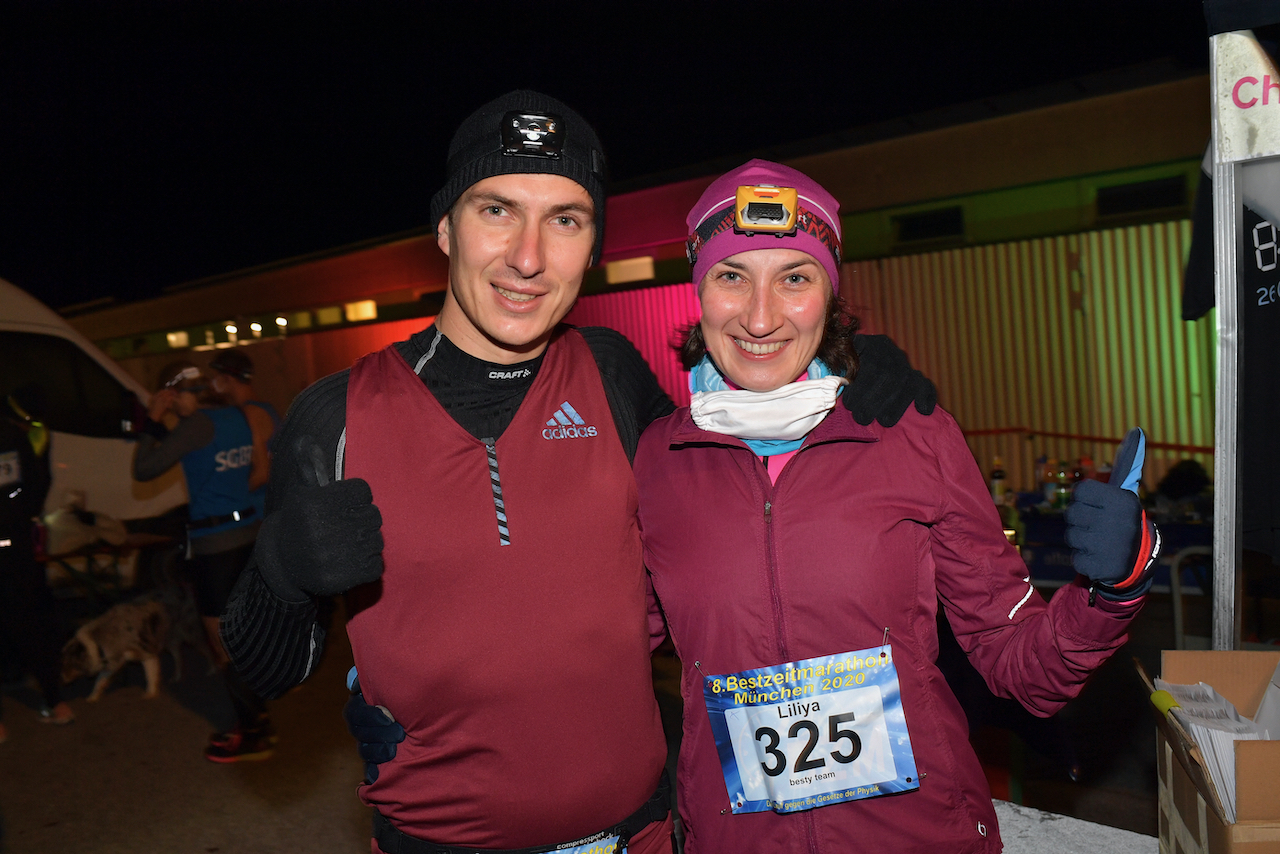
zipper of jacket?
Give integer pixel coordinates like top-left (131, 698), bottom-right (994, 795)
top-left (762, 497), bottom-right (789, 664)
top-left (759, 442), bottom-right (819, 663)
top-left (482, 438), bottom-right (511, 546)
top-left (760, 451), bottom-right (822, 854)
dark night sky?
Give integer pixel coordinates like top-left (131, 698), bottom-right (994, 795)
top-left (0, 1), bottom-right (1210, 311)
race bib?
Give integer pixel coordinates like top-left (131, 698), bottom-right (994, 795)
top-left (703, 645), bottom-right (919, 814)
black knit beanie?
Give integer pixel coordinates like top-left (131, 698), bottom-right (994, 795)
top-left (429, 90), bottom-right (608, 263)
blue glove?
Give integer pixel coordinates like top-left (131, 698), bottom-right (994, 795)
top-left (1064, 428), bottom-right (1161, 603)
top-left (344, 666), bottom-right (405, 784)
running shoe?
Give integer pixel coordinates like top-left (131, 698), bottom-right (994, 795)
top-left (204, 728), bottom-right (275, 763)
top-left (208, 720), bottom-right (277, 749)
top-left (38, 703), bottom-right (75, 725)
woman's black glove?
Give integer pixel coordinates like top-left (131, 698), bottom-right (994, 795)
top-left (1065, 428), bottom-right (1161, 602)
top-left (845, 334), bottom-right (938, 427)
top-left (254, 439), bottom-right (384, 603)
top-left (345, 667), bottom-right (404, 784)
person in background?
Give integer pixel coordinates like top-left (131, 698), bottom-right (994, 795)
top-left (221, 90), bottom-right (935, 854)
top-left (628, 160), bottom-right (1159, 852)
top-left (0, 386), bottom-right (74, 736)
top-left (208, 348), bottom-right (279, 511)
top-left (207, 349), bottom-right (324, 637)
top-left (132, 361), bottom-right (273, 762)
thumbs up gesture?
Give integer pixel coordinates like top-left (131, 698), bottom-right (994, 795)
top-left (1065, 428), bottom-right (1161, 602)
top-left (254, 437), bottom-right (385, 603)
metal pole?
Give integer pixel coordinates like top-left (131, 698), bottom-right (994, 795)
top-left (1209, 33), bottom-right (1243, 651)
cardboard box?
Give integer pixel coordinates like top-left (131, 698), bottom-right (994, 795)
top-left (1154, 650), bottom-right (1280, 854)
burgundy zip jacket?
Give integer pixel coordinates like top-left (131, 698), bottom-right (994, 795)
top-left (636, 403), bottom-right (1141, 854)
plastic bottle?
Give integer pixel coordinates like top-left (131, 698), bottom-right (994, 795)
top-left (990, 456), bottom-right (1007, 504)
top-left (1052, 460), bottom-right (1072, 510)
top-left (1041, 457), bottom-right (1058, 506)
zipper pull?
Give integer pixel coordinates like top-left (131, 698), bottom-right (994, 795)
top-left (764, 500), bottom-right (772, 523)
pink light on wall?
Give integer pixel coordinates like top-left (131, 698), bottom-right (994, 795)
top-left (600, 176), bottom-right (715, 264)
top-left (565, 282), bottom-right (701, 407)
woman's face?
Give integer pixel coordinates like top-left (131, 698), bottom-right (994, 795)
top-left (698, 247), bottom-right (831, 392)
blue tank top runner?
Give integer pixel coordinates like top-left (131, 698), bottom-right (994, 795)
top-left (181, 406), bottom-right (257, 540)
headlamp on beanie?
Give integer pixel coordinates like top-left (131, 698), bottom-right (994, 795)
top-left (685, 159), bottom-right (844, 294)
top-left (429, 90), bottom-right (608, 263)
top-left (736, 185), bottom-right (799, 234)
top-left (502, 112), bottom-right (563, 158)
top-left (687, 190), bottom-right (841, 274)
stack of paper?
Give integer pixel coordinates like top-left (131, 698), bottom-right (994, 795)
top-left (1154, 678), bottom-right (1266, 823)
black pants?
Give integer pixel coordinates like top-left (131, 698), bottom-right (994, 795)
top-left (189, 543), bottom-right (268, 730)
top-left (189, 543), bottom-right (255, 618)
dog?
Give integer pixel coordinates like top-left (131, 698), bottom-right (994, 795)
top-left (61, 599), bottom-right (170, 701)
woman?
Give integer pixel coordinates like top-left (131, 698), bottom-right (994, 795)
top-left (633, 160), bottom-right (1155, 852)
top-left (133, 361), bottom-right (274, 762)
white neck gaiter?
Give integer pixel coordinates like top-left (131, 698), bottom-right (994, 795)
top-left (688, 355), bottom-right (847, 454)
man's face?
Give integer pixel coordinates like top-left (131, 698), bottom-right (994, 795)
top-left (435, 173), bottom-right (595, 364)
top-left (210, 373), bottom-right (231, 397)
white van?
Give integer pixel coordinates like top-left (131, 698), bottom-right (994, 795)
top-left (0, 278), bottom-right (187, 520)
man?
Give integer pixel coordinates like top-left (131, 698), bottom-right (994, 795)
top-left (134, 363), bottom-right (273, 761)
top-left (221, 90), bottom-right (934, 853)
top-left (208, 348), bottom-right (279, 502)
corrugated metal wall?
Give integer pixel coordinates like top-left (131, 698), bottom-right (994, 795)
top-left (845, 219), bottom-right (1215, 493)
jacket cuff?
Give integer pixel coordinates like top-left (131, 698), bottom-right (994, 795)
top-left (1090, 517), bottom-right (1161, 606)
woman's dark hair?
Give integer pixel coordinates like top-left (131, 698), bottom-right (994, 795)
top-left (676, 295), bottom-right (860, 381)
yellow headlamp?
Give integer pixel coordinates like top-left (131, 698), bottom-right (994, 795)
top-left (734, 184), bottom-right (799, 235)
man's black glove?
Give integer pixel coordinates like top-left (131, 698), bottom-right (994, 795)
top-left (345, 667), bottom-right (404, 784)
top-left (1065, 428), bottom-right (1161, 603)
top-left (845, 334), bottom-right (938, 427)
top-left (254, 438), bottom-right (384, 603)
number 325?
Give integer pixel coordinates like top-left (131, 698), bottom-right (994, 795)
top-left (755, 712), bottom-right (862, 777)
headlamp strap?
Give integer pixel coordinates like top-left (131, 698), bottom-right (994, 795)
top-left (686, 202), bottom-right (841, 269)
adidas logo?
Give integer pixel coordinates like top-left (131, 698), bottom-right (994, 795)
top-left (542, 400), bottom-right (598, 440)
